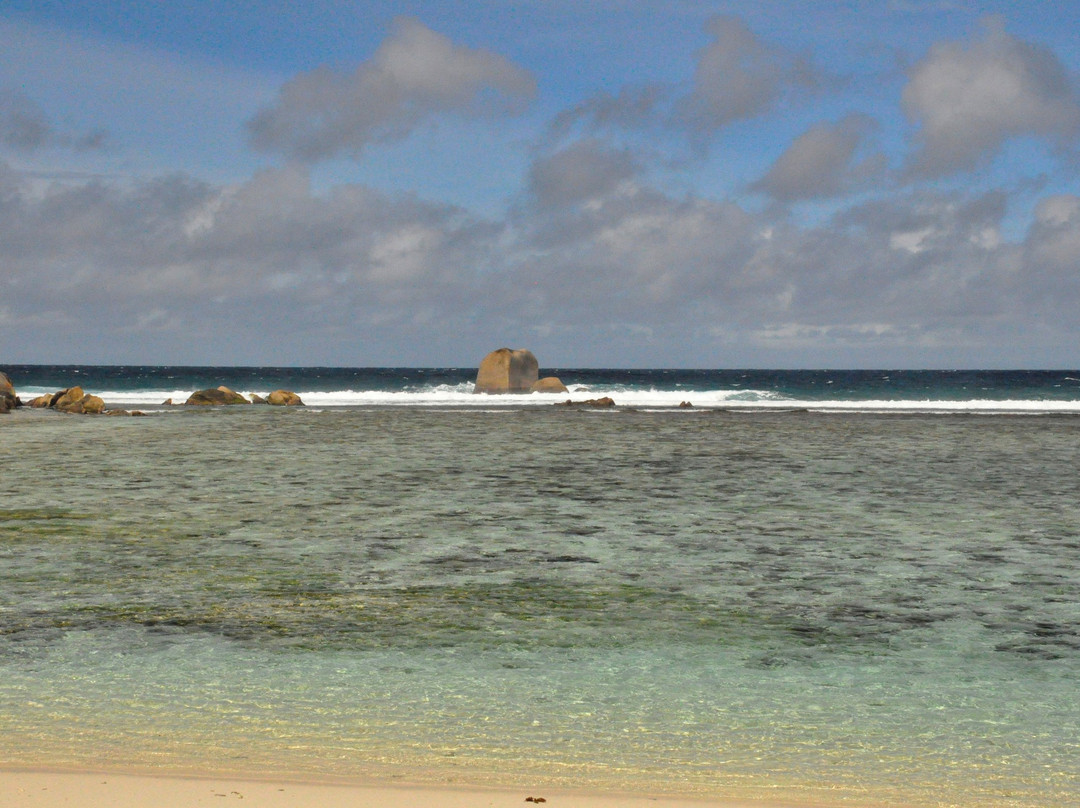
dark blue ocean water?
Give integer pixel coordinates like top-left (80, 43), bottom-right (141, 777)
top-left (5, 366), bottom-right (1080, 411)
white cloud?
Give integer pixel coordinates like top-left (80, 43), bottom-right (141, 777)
top-left (901, 16), bottom-right (1080, 178)
top-left (247, 17), bottom-right (536, 162)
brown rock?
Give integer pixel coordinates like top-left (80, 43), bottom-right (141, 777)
top-left (556, 396), bottom-right (616, 408)
top-left (0, 370), bottom-right (16, 412)
top-left (474, 348), bottom-right (540, 393)
top-left (29, 395), bottom-right (53, 408)
top-left (184, 386), bottom-right (250, 405)
top-left (80, 394), bottom-right (106, 414)
top-left (249, 393), bottom-right (267, 404)
top-left (530, 376), bottom-right (569, 394)
top-left (53, 387), bottom-right (87, 413)
top-left (266, 389), bottom-right (304, 406)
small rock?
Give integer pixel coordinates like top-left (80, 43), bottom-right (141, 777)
top-left (266, 389), bottom-right (304, 406)
top-left (530, 376), bottom-right (569, 394)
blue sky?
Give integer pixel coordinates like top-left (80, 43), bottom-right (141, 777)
top-left (2, 1), bottom-right (1079, 367)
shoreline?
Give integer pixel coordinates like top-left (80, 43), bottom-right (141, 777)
top-left (0, 767), bottom-right (848, 808)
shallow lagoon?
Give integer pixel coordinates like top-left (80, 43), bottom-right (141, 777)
top-left (2, 406), bottom-right (1079, 806)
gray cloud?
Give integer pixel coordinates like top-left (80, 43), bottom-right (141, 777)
top-left (247, 16), bottom-right (536, 162)
top-left (549, 15), bottom-right (822, 146)
top-left (751, 115), bottom-right (885, 202)
top-left (528, 139), bottom-right (640, 209)
top-left (0, 88), bottom-right (110, 154)
top-left (1022, 194), bottom-right (1080, 307)
top-left (548, 85), bottom-right (666, 140)
top-left (0, 89), bottom-right (52, 150)
top-left (674, 15), bottom-right (804, 134)
top-left (901, 16), bottom-right (1080, 178)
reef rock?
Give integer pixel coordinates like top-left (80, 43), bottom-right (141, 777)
top-left (474, 348), bottom-right (540, 393)
top-left (557, 396), bottom-right (616, 408)
top-left (184, 386), bottom-right (249, 406)
top-left (530, 376), bottom-right (569, 394)
top-left (266, 389), bottom-right (304, 406)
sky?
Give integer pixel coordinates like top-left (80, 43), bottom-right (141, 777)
top-left (1, 1), bottom-right (1079, 368)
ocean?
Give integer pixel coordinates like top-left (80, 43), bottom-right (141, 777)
top-left (1, 366), bottom-right (1079, 806)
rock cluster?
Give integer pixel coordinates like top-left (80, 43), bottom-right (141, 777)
top-left (473, 348), bottom-right (568, 394)
top-left (1, 371), bottom-right (303, 414)
top-left (182, 386), bottom-right (304, 406)
top-left (24, 385), bottom-right (143, 415)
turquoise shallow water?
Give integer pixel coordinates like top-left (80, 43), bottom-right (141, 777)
top-left (1, 406), bottom-right (1079, 806)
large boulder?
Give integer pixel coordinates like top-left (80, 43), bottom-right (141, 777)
top-left (0, 371), bottom-right (16, 413)
top-left (266, 389), bottom-right (304, 406)
top-left (474, 348), bottom-right (539, 393)
top-left (530, 376), bottom-right (569, 394)
top-left (184, 386), bottom-right (249, 406)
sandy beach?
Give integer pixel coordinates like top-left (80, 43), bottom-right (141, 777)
top-left (0, 769), bottom-right (840, 808)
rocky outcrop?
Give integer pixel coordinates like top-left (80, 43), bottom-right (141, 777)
top-left (0, 371), bottom-right (17, 413)
top-left (249, 393), bottom-right (267, 404)
top-left (557, 396), bottom-right (616, 408)
top-left (266, 390), bottom-right (303, 406)
top-left (184, 386), bottom-right (249, 406)
top-left (474, 348), bottom-right (540, 393)
top-left (25, 386), bottom-right (109, 414)
top-left (530, 376), bottom-right (569, 394)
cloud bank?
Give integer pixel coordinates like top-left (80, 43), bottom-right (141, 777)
top-left (3, 11), bottom-right (1080, 367)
